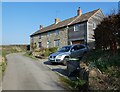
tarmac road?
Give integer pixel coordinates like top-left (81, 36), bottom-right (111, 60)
top-left (2, 53), bottom-right (65, 90)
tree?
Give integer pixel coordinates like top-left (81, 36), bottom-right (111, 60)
top-left (94, 13), bottom-right (120, 53)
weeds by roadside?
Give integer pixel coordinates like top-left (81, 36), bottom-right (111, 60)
top-left (32, 47), bottom-right (58, 57)
top-left (59, 49), bottom-right (120, 91)
top-left (82, 49), bottom-right (120, 90)
top-left (59, 76), bottom-right (88, 91)
top-left (0, 59), bottom-right (7, 78)
top-left (0, 45), bottom-right (28, 79)
top-left (23, 52), bottom-right (38, 60)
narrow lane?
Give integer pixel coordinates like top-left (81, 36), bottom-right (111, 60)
top-left (2, 53), bottom-right (64, 90)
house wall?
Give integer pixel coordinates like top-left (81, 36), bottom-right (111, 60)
top-left (31, 27), bottom-right (68, 50)
top-left (68, 22), bottom-right (87, 45)
top-left (30, 10), bottom-right (104, 50)
top-left (87, 10), bottom-right (104, 49)
top-left (30, 34), bottom-right (42, 50)
top-left (41, 28), bottom-right (68, 48)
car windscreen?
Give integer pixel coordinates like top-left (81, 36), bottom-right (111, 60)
top-left (58, 46), bottom-right (71, 52)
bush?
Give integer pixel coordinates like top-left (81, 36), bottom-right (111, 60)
top-left (1, 61), bottom-right (7, 73)
top-left (82, 49), bottom-right (120, 90)
top-left (26, 51), bottom-right (32, 55)
top-left (84, 49), bottom-right (120, 71)
top-left (44, 47), bottom-right (58, 56)
top-left (60, 76), bottom-right (87, 90)
top-left (49, 47), bottom-right (58, 53)
top-left (44, 48), bottom-right (51, 57)
top-left (34, 47), bottom-right (58, 57)
top-left (94, 13), bottom-right (120, 50)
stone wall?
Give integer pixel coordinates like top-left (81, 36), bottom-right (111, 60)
top-left (31, 27), bottom-right (68, 50)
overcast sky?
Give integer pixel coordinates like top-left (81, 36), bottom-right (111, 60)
top-left (2, 2), bottom-right (119, 45)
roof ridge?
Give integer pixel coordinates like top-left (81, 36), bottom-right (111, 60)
top-left (31, 8), bottom-right (100, 36)
top-left (57, 8), bottom-right (100, 26)
top-left (68, 15), bottom-right (80, 26)
top-left (40, 9), bottom-right (99, 29)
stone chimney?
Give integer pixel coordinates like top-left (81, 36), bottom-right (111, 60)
top-left (55, 18), bottom-right (60, 24)
top-left (77, 7), bottom-right (82, 16)
top-left (40, 25), bottom-right (43, 30)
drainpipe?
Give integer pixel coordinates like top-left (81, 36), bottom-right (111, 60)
top-left (86, 22), bottom-right (88, 47)
top-left (66, 26), bottom-right (69, 45)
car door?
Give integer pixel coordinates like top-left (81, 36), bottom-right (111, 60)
top-left (77, 45), bottom-right (85, 57)
top-left (70, 45), bottom-right (80, 58)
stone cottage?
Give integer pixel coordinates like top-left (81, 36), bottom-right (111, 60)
top-left (30, 8), bottom-right (104, 50)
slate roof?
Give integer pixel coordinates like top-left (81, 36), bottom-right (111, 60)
top-left (31, 9), bottom-right (100, 36)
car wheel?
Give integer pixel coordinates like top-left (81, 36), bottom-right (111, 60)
top-left (63, 57), bottom-right (69, 65)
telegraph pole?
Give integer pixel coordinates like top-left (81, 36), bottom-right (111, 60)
top-left (118, 1), bottom-right (120, 13)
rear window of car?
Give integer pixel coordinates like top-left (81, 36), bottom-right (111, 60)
top-left (58, 46), bottom-right (72, 52)
top-left (72, 45), bottom-right (85, 50)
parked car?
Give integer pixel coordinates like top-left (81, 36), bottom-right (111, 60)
top-left (48, 44), bottom-right (88, 65)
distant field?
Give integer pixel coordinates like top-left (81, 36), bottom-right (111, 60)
top-left (0, 44), bottom-right (30, 79)
top-left (0, 46), bottom-right (2, 62)
top-left (1, 45), bottom-right (29, 57)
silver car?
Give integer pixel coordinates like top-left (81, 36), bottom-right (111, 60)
top-left (48, 44), bottom-right (88, 65)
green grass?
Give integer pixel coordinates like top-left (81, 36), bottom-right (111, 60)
top-left (33, 47), bottom-right (58, 57)
top-left (59, 76), bottom-right (87, 90)
top-left (0, 61), bottom-right (7, 77)
top-left (84, 49), bottom-right (120, 72)
top-left (82, 49), bottom-right (120, 90)
top-left (23, 53), bottom-right (38, 60)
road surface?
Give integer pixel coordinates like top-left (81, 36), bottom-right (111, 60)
top-left (2, 53), bottom-right (65, 90)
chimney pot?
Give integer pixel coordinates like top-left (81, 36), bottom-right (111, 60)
top-left (77, 7), bottom-right (82, 16)
top-left (40, 25), bottom-right (43, 30)
top-left (55, 18), bottom-right (60, 24)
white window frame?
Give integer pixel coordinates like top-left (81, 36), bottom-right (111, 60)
top-left (47, 41), bottom-right (50, 48)
top-left (93, 23), bottom-right (97, 29)
top-left (55, 30), bottom-right (59, 35)
top-left (54, 39), bottom-right (60, 47)
top-left (39, 35), bottom-right (41, 39)
top-left (74, 24), bottom-right (80, 31)
top-left (47, 32), bottom-right (50, 36)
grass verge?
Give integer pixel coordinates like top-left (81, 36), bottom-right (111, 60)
top-left (59, 76), bottom-right (88, 91)
top-left (0, 45), bottom-right (27, 79)
top-left (82, 49), bottom-right (120, 90)
top-left (23, 52), bottom-right (38, 60)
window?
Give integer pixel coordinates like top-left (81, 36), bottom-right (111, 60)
top-left (48, 32), bottom-right (50, 36)
top-left (54, 39), bottom-right (60, 47)
top-left (38, 42), bottom-right (42, 47)
top-left (74, 24), bottom-right (80, 31)
top-left (74, 23), bottom-right (85, 31)
top-left (93, 23), bottom-right (96, 29)
top-left (55, 30), bottom-right (59, 35)
top-left (71, 45), bottom-right (85, 51)
top-left (79, 45), bottom-right (85, 49)
top-left (31, 37), bottom-right (33, 41)
top-left (58, 46), bottom-right (71, 52)
top-left (71, 46), bottom-right (78, 51)
top-left (39, 35), bottom-right (41, 39)
top-left (47, 41), bottom-right (50, 48)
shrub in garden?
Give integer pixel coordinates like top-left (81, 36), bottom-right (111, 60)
top-left (34, 47), bottom-right (58, 57)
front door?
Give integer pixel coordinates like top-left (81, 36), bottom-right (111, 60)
top-left (72, 40), bottom-right (84, 44)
